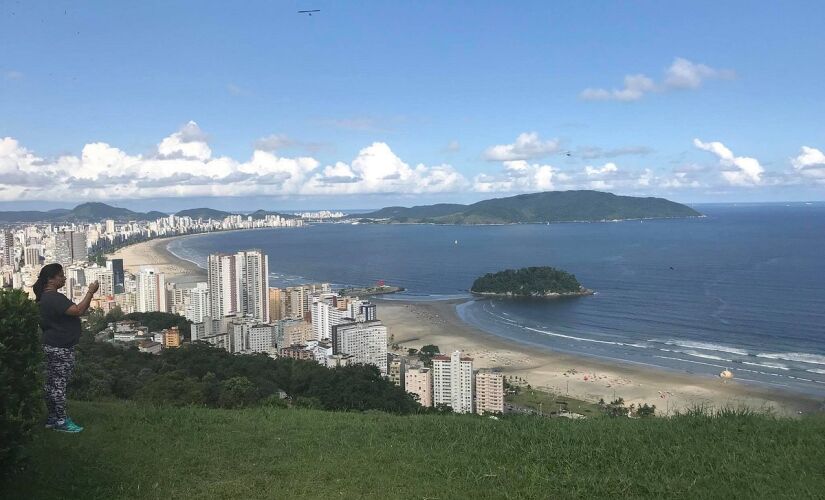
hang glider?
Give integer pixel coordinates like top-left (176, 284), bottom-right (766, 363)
top-left (298, 9), bottom-right (320, 16)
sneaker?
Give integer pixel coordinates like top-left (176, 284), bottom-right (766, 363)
top-left (52, 419), bottom-right (83, 433)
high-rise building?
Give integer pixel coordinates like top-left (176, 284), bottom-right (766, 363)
top-left (208, 253), bottom-right (237, 318)
top-left (136, 268), bottom-right (167, 313)
top-left (389, 356), bottom-right (406, 388)
top-left (236, 249), bottom-right (269, 324)
top-left (331, 320), bottom-right (388, 375)
top-left (2, 230), bottom-right (16, 268)
top-left (187, 282), bottom-right (210, 324)
top-left (208, 250), bottom-right (269, 323)
top-left (311, 294), bottom-right (348, 341)
top-left (54, 230), bottom-right (87, 265)
top-left (24, 245), bottom-right (41, 267)
top-left (269, 288), bottom-right (285, 321)
top-left (405, 367), bottom-right (433, 407)
top-left (359, 302), bottom-right (377, 321)
top-left (433, 351), bottom-right (474, 413)
top-left (474, 371), bottom-right (504, 415)
top-left (110, 258), bottom-right (125, 294)
top-left (105, 219), bottom-right (116, 234)
top-left (275, 318), bottom-right (313, 347)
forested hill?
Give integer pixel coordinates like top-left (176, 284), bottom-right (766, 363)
top-left (357, 190), bottom-right (701, 224)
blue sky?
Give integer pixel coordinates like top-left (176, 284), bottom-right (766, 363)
top-left (1, 0), bottom-right (824, 211)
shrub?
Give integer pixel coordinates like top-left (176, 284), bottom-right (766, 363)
top-left (0, 289), bottom-right (43, 475)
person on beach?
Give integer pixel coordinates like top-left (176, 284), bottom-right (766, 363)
top-left (33, 263), bottom-right (99, 433)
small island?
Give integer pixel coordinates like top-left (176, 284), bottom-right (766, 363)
top-left (471, 266), bottom-right (593, 298)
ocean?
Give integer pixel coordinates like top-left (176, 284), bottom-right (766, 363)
top-left (168, 203), bottom-right (825, 397)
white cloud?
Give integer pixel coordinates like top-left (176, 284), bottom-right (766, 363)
top-left (585, 162), bottom-right (619, 177)
top-left (4, 70), bottom-right (24, 81)
top-left (581, 58), bottom-right (733, 101)
top-left (664, 57), bottom-right (735, 89)
top-left (792, 146), bottom-right (825, 181)
top-left (253, 134), bottom-right (294, 152)
top-left (157, 121), bottom-right (212, 161)
top-left (577, 146), bottom-right (653, 159)
top-left (444, 140), bottom-right (461, 153)
top-left (307, 142), bottom-right (467, 194)
top-left (483, 132), bottom-right (560, 161)
top-left (226, 83), bottom-right (252, 97)
top-left (0, 125), bottom-right (469, 202)
top-left (581, 74), bottom-right (656, 102)
top-left (693, 139), bottom-right (764, 186)
top-left (473, 160), bottom-right (556, 192)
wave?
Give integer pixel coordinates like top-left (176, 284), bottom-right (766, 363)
top-left (653, 339), bottom-right (749, 356)
top-left (653, 355), bottom-right (727, 370)
top-left (680, 350), bottom-right (732, 362)
top-left (806, 369), bottom-right (825, 375)
top-left (756, 352), bottom-right (825, 366)
top-left (742, 361), bottom-right (789, 371)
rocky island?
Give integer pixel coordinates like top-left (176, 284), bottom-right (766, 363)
top-left (471, 266), bottom-right (593, 298)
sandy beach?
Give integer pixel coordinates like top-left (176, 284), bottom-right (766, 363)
top-left (107, 236), bottom-right (206, 281)
top-left (377, 299), bottom-right (823, 416)
top-left (110, 232), bottom-right (822, 416)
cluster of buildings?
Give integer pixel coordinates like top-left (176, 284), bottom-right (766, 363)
top-left (0, 213), bottom-right (303, 293)
top-left (1, 212), bottom-right (505, 415)
top-left (397, 352), bottom-right (505, 415)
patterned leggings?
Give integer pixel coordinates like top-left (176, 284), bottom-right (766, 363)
top-left (44, 345), bottom-right (75, 423)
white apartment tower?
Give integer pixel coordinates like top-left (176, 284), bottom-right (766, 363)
top-left (432, 351), bottom-right (474, 414)
top-left (136, 269), bottom-right (167, 313)
top-left (208, 250), bottom-right (269, 324)
top-left (208, 253), bottom-right (237, 318)
top-left (237, 249), bottom-right (270, 324)
top-left (331, 320), bottom-right (388, 375)
top-left (311, 294), bottom-right (347, 341)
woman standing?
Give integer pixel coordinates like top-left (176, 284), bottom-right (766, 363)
top-left (33, 263), bottom-right (99, 433)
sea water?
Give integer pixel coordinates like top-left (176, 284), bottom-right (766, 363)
top-left (168, 203), bottom-right (825, 396)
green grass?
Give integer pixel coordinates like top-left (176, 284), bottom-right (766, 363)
top-left (506, 389), bottom-right (605, 417)
top-left (3, 401), bottom-right (825, 499)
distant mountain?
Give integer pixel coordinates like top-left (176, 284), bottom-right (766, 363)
top-left (358, 191), bottom-right (701, 224)
top-left (0, 203), bottom-right (163, 223)
top-left (69, 202), bottom-right (151, 221)
top-left (0, 203), bottom-right (304, 224)
top-left (361, 203), bottom-right (466, 220)
top-left (174, 208), bottom-right (231, 220)
top-left (0, 209), bottom-right (71, 223)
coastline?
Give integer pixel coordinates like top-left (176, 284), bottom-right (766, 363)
top-left (376, 298), bottom-right (822, 417)
top-left (110, 229), bottom-right (822, 416)
top-left (107, 234), bottom-right (207, 281)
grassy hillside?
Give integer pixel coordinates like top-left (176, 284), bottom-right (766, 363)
top-left (3, 401), bottom-right (824, 499)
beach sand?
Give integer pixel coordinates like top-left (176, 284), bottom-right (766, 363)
top-left (377, 298), bottom-right (823, 416)
top-left (111, 233), bottom-right (822, 416)
top-left (108, 236), bottom-right (206, 281)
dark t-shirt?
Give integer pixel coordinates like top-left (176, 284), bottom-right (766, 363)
top-left (39, 291), bottom-right (82, 348)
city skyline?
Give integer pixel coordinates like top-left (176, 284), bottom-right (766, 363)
top-left (2, 1), bottom-right (824, 211)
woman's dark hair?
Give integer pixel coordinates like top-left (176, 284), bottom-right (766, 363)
top-left (33, 263), bottom-right (63, 302)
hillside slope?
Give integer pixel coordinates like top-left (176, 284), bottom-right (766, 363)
top-left (359, 190), bottom-right (701, 224)
top-left (3, 401), bottom-right (824, 499)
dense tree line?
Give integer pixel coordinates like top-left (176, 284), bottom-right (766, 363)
top-left (471, 266), bottom-right (583, 296)
top-left (70, 331), bottom-right (421, 414)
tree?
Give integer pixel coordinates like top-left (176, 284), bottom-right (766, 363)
top-left (0, 289), bottom-right (42, 474)
top-left (636, 403), bottom-right (656, 418)
top-left (418, 344), bottom-right (440, 367)
top-left (605, 398), bottom-right (629, 417)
